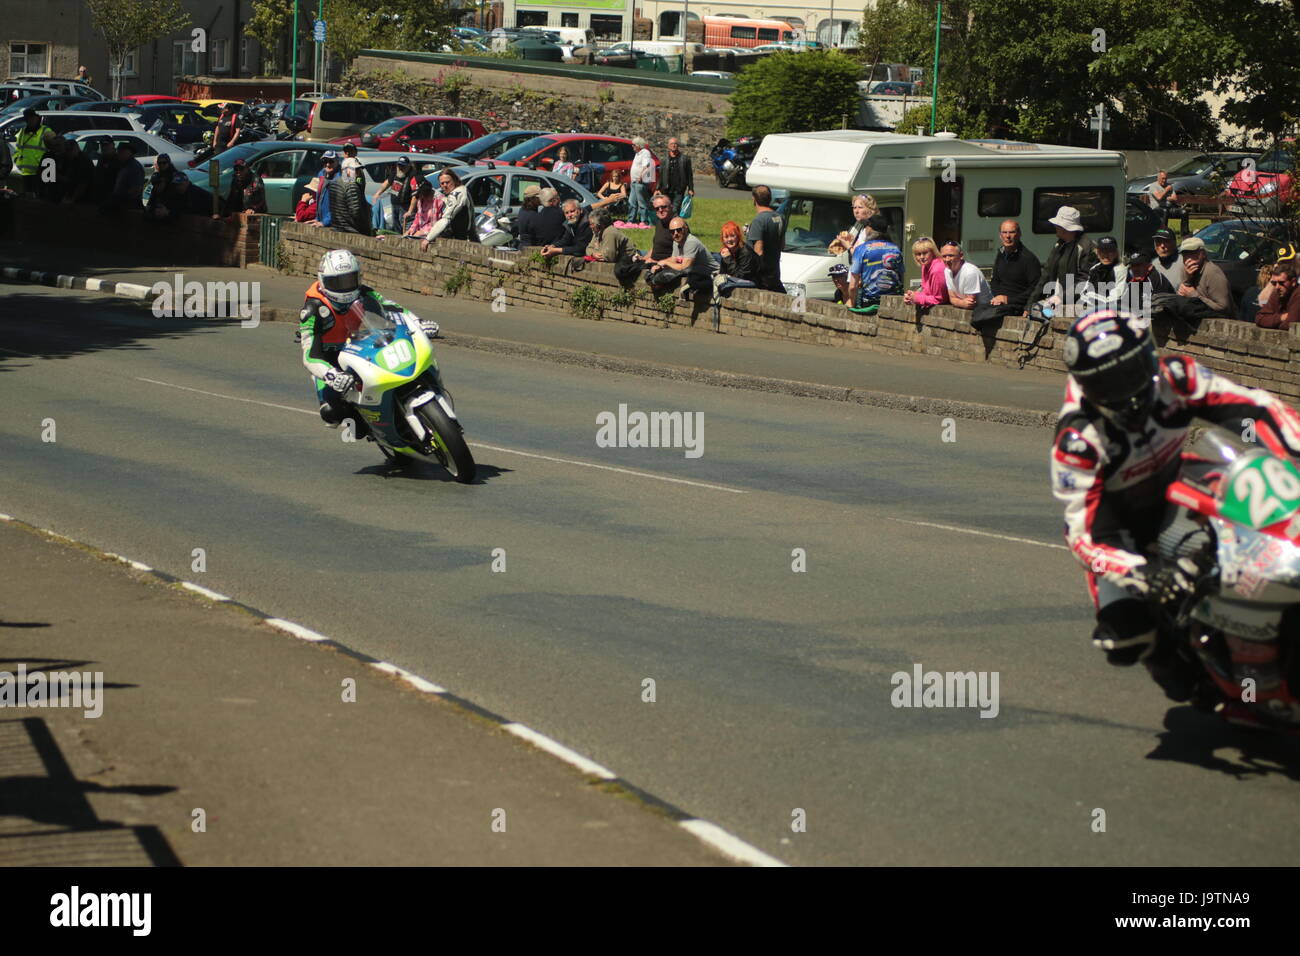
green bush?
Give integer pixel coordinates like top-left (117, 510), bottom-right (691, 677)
top-left (727, 50), bottom-right (861, 138)
top-left (570, 285), bottom-right (606, 320)
top-left (444, 264), bottom-right (472, 295)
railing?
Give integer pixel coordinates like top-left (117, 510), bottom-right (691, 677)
top-left (259, 214), bottom-right (283, 267)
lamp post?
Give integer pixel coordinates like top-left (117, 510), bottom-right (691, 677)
top-left (929, 0), bottom-right (941, 134)
top-left (682, 0), bottom-right (689, 67)
top-left (291, 0), bottom-right (299, 101)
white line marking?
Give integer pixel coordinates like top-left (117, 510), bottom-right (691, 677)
top-left (135, 377), bottom-right (748, 494)
top-left (886, 516), bottom-right (1067, 551)
top-left (371, 661), bottom-right (448, 694)
top-left (501, 723), bottom-right (618, 780)
top-left (264, 618), bottom-right (330, 642)
top-left (103, 552), bottom-right (154, 571)
top-left (181, 581), bottom-right (231, 602)
top-left (678, 820), bottom-right (788, 867)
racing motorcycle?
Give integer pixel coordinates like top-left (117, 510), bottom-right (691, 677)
top-left (1147, 426), bottom-right (1300, 732)
top-left (331, 296), bottom-right (476, 482)
top-left (709, 135), bottom-right (759, 189)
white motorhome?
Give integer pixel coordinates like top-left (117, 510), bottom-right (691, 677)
top-left (747, 130), bottom-right (1128, 301)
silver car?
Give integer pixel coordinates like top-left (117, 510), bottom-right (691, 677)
top-left (70, 130), bottom-right (193, 174)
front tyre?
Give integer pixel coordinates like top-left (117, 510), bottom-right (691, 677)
top-left (417, 401), bottom-right (476, 483)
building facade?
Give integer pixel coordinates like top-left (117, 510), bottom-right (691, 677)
top-left (500, 0), bottom-right (637, 42)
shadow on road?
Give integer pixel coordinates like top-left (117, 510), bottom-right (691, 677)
top-left (357, 460), bottom-right (512, 485)
top-left (1146, 705), bottom-right (1300, 780)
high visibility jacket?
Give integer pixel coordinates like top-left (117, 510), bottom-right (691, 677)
top-left (14, 124), bottom-right (52, 176)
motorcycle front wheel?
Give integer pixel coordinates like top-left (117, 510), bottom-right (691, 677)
top-left (416, 401), bottom-right (476, 483)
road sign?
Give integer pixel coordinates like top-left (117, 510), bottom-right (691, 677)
top-left (1088, 115), bottom-right (1111, 132)
top-left (313, 19), bottom-right (326, 43)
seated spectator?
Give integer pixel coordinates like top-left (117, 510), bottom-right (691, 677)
top-left (295, 180), bottom-right (320, 222)
top-left (1151, 228), bottom-right (1184, 289)
top-left (1035, 206), bottom-right (1096, 314)
top-left (540, 198), bottom-right (592, 259)
top-left (586, 208), bottom-right (631, 262)
top-left (1120, 249), bottom-right (1176, 325)
top-left (219, 158), bottom-right (265, 218)
top-left (975, 219), bottom-right (1041, 327)
top-left (1077, 236), bottom-right (1127, 313)
top-left (372, 156), bottom-right (417, 232)
top-left (552, 145), bottom-right (577, 179)
top-left (1256, 263), bottom-right (1300, 330)
top-left (711, 220), bottom-right (763, 328)
top-left (942, 241), bottom-right (992, 310)
top-left (54, 137), bottom-right (95, 204)
top-left (1166, 236), bottom-right (1232, 322)
top-left (636, 192), bottom-right (677, 268)
top-left (591, 168), bottom-right (628, 219)
top-left (420, 168), bottom-right (476, 247)
top-left (90, 139), bottom-right (122, 203)
top-left (1239, 263), bottom-right (1276, 326)
top-left (902, 238), bottom-right (948, 309)
top-left (646, 216), bottom-right (716, 298)
top-left (100, 141), bottom-right (144, 214)
top-left (404, 180), bottom-right (443, 239)
top-left (169, 174), bottom-right (210, 217)
top-left (845, 214), bottom-right (903, 314)
top-left (144, 153), bottom-right (183, 219)
top-left (518, 187), bottom-right (565, 249)
top-left (325, 166), bottom-right (372, 236)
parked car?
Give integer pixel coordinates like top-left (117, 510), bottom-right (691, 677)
top-left (0, 93), bottom-right (93, 118)
top-left (357, 152), bottom-right (462, 204)
top-left (120, 94), bottom-right (184, 106)
top-left (290, 97), bottom-right (416, 142)
top-left (430, 129), bottom-right (547, 165)
top-left (183, 140), bottom-right (387, 215)
top-left (69, 130), bottom-right (194, 174)
top-left (5, 77), bottom-right (103, 100)
top-left (0, 109), bottom-right (147, 142)
top-left (1127, 152), bottom-right (1258, 214)
top-left (66, 100), bottom-right (137, 113)
top-left (689, 70), bottom-right (735, 79)
top-left (451, 165), bottom-right (599, 220)
top-left (330, 115), bottom-right (486, 152)
top-left (478, 133), bottom-right (657, 188)
top-left (1193, 218), bottom-right (1298, 304)
top-left (1124, 194), bottom-right (1165, 254)
top-left (593, 49), bottom-right (657, 67)
top-left (1224, 146), bottom-right (1296, 215)
top-left (129, 103), bottom-right (218, 147)
top-left (869, 80), bottom-right (919, 96)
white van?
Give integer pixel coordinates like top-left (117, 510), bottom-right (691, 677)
top-left (557, 27), bottom-right (594, 49)
top-left (747, 130), bottom-right (1128, 300)
top-left (634, 41), bottom-right (706, 57)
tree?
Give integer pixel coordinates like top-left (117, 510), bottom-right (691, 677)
top-left (728, 50), bottom-right (862, 138)
top-left (85, 0), bottom-right (190, 99)
top-left (246, 0), bottom-right (300, 77)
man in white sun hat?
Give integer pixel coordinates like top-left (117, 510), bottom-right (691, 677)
top-left (1034, 205), bottom-right (1098, 314)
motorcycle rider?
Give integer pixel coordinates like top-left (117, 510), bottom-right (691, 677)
top-left (1053, 308), bottom-right (1300, 724)
top-left (299, 249), bottom-right (439, 434)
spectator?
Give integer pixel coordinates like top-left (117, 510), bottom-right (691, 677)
top-left (747, 184), bottom-right (785, 293)
top-left (1240, 263), bottom-right (1277, 326)
top-left (169, 174), bottom-right (210, 217)
top-left (325, 166), bottom-right (371, 236)
top-left (517, 188), bottom-right (565, 248)
top-left (659, 136), bottom-right (694, 214)
top-left (145, 154), bottom-right (185, 219)
top-left (710, 220), bottom-right (763, 329)
top-left (89, 138), bottom-right (122, 203)
top-left (389, 157), bottom-right (425, 233)
top-left (39, 135), bottom-right (76, 203)
top-left (540, 198), bottom-right (593, 259)
top-left (404, 180), bottom-right (443, 239)
top-left (592, 167), bottom-right (628, 220)
top-left (313, 152), bottom-right (342, 226)
top-left (1148, 169), bottom-right (1177, 228)
top-left (340, 143), bottom-right (366, 182)
top-left (846, 214), bottom-right (903, 313)
top-left (629, 136), bottom-right (655, 226)
top-left (76, 65), bottom-right (92, 85)
top-left (101, 141), bottom-right (144, 213)
top-left (984, 219), bottom-right (1041, 317)
top-left (212, 103), bottom-right (242, 154)
top-left (295, 180), bottom-right (320, 222)
top-left (1166, 236), bottom-right (1232, 322)
top-left (941, 241), bottom-right (992, 310)
top-left (14, 109), bottom-right (53, 195)
top-left (1035, 206), bottom-right (1096, 313)
top-left (586, 208), bottom-right (631, 262)
top-left (552, 145), bottom-right (577, 179)
top-left (1077, 236), bottom-right (1127, 313)
top-left (1150, 228), bottom-right (1184, 289)
top-left (60, 139), bottom-right (96, 204)
top-left (219, 158), bottom-right (265, 218)
top-left (902, 237), bottom-right (949, 308)
top-left (647, 216), bottom-right (716, 298)
top-left (420, 167), bottom-right (476, 247)
top-left (1256, 263), bottom-right (1300, 330)
top-left (0, 137), bottom-right (12, 182)
top-left (1122, 249), bottom-right (1176, 323)
top-left (833, 194), bottom-right (881, 256)
top-left (636, 192), bottom-right (677, 270)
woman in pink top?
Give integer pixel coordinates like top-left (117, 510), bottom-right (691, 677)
top-left (403, 180), bottom-right (444, 240)
top-left (903, 237), bottom-right (949, 308)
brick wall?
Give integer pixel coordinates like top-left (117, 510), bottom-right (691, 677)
top-left (278, 221), bottom-right (1300, 403)
top-left (6, 199), bottom-right (263, 268)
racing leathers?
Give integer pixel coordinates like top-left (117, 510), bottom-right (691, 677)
top-left (1051, 354), bottom-right (1300, 708)
top-left (299, 282), bottom-right (399, 434)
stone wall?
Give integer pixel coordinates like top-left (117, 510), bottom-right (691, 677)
top-left (278, 221), bottom-right (1300, 404)
top-left (347, 61), bottom-right (728, 173)
top-left (5, 198), bottom-right (263, 268)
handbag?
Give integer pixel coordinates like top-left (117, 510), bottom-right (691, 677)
top-left (679, 193), bottom-right (694, 220)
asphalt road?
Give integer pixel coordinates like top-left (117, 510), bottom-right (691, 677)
top-left (3, 283), bottom-right (1299, 866)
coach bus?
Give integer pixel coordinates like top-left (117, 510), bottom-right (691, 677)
top-left (702, 16), bottom-right (797, 49)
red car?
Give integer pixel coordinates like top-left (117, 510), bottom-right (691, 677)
top-left (1224, 145), bottom-right (1296, 213)
top-left (330, 115), bottom-right (486, 152)
top-left (120, 94), bottom-right (184, 106)
top-left (476, 133), bottom-right (658, 188)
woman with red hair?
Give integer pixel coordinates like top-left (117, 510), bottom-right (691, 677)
top-left (710, 220), bottom-right (763, 331)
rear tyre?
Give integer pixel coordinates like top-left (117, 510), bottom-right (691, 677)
top-left (416, 401), bottom-right (476, 483)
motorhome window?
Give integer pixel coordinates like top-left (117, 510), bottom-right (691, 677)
top-left (778, 195), bottom-right (855, 253)
top-left (758, 28), bottom-right (780, 41)
top-left (732, 27), bottom-right (757, 40)
top-left (1032, 187), bottom-right (1114, 234)
top-left (978, 188), bottom-right (1020, 217)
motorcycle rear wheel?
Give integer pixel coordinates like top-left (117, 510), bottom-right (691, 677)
top-left (416, 401), bottom-right (476, 483)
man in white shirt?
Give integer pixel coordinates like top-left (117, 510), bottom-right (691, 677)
top-left (629, 136), bottom-right (655, 226)
top-left (941, 241), bottom-right (991, 309)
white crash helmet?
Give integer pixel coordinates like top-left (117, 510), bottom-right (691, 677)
top-left (318, 248), bottom-right (361, 307)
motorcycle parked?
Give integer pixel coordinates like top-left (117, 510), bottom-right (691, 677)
top-left (335, 296), bottom-right (476, 482)
top-left (476, 200), bottom-right (516, 248)
top-left (1145, 426), bottom-right (1300, 733)
top-left (709, 135), bottom-right (759, 189)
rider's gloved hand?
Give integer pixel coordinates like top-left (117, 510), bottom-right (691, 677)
top-left (1091, 553), bottom-right (1150, 600)
top-left (1146, 556), bottom-right (1202, 607)
top-left (324, 369), bottom-right (358, 397)
top-left (419, 318), bottom-right (441, 338)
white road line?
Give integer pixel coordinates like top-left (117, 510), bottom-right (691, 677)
top-left (264, 618), bottom-right (330, 642)
top-left (103, 552), bottom-right (155, 572)
top-left (501, 723), bottom-right (618, 780)
top-left (887, 517), bottom-right (1068, 551)
top-left (679, 820), bottom-right (788, 867)
top-left (135, 376), bottom-right (748, 494)
top-left (181, 581), bottom-right (231, 602)
top-left (371, 661), bottom-right (448, 694)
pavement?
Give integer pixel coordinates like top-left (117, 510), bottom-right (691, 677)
top-left (4, 271), bottom-right (1299, 868)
